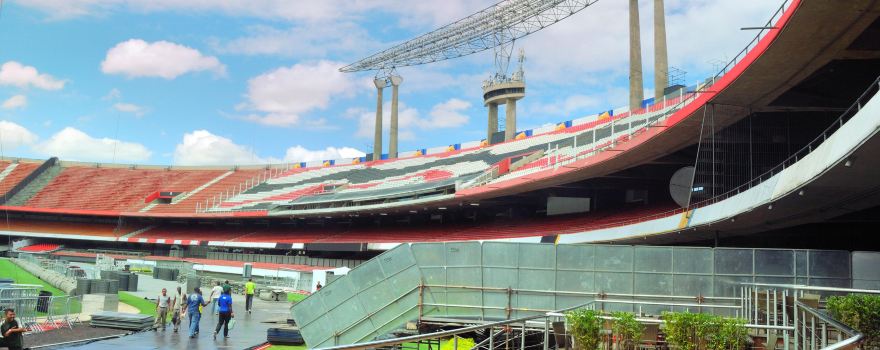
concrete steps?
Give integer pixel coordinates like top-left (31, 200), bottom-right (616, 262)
top-left (5, 164), bottom-right (63, 206)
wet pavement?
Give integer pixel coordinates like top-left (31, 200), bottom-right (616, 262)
top-left (62, 293), bottom-right (291, 350)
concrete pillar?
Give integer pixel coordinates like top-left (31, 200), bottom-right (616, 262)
top-left (373, 78), bottom-right (385, 160)
top-left (505, 99), bottom-right (517, 141)
top-left (487, 103), bottom-right (498, 142)
top-left (389, 76), bottom-right (403, 159)
top-left (629, 0), bottom-right (644, 111)
top-left (654, 0), bottom-right (668, 99)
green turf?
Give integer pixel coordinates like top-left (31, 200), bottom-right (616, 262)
top-left (287, 293), bottom-right (308, 303)
top-left (118, 291), bottom-right (162, 318)
top-left (267, 345), bottom-right (308, 350)
top-left (0, 258), bottom-right (66, 296)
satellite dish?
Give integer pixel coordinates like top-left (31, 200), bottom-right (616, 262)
top-left (669, 166), bottom-right (695, 208)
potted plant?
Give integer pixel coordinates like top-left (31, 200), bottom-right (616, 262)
top-left (566, 308), bottom-right (603, 350)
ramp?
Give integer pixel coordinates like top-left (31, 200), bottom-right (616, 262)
top-left (291, 242), bottom-right (879, 348)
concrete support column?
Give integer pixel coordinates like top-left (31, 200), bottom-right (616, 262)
top-left (373, 78), bottom-right (385, 160)
top-left (487, 103), bottom-right (498, 142)
top-left (505, 99), bottom-right (517, 141)
top-left (654, 0), bottom-right (668, 99)
top-left (389, 76), bottom-right (403, 159)
top-left (629, 0), bottom-right (644, 111)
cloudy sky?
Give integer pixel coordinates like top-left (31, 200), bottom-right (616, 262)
top-left (0, 0), bottom-right (780, 165)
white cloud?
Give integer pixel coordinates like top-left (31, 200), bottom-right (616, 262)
top-left (354, 102), bottom-right (419, 141)
top-left (241, 61), bottom-right (358, 127)
top-left (422, 98), bottom-right (470, 128)
top-left (0, 61), bottom-right (65, 90)
top-left (16, 0), bottom-right (491, 25)
top-left (0, 120), bottom-right (39, 150)
top-left (354, 98), bottom-right (469, 141)
top-left (283, 146), bottom-right (365, 163)
top-left (173, 129), bottom-right (365, 165)
top-left (214, 23), bottom-right (380, 59)
top-left (102, 88), bottom-right (122, 100)
top-left (33, 127), bottom-right (152, 162)
top-left (113, 102), bottom-right (147, 116)
top-left (173, 130), bottom-right (267, 165)
top-left (518, 0), bottom-right (780, 85)
top-left (2, 95), bottom-right (27, 110)
top-left (101, 39), bottom-right (226, 79)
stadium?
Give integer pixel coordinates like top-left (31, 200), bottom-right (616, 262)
top-left (2, 0), bottom-right (880, 349)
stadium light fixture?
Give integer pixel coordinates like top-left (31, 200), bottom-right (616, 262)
top-left (469, 203), bottom-right (480, 206)
top-left (438, 207), bottom-right (447, 210)
top-left (409, 210), bottom-right (418, 214)
top-left (798, 189), bottom-right (805, 196)
top-left (768, 204), bottom-right (774, 210)
top-left (845, 159), bottom-right (853, 167)
top-left (380, 213), bottom-right (388, 216)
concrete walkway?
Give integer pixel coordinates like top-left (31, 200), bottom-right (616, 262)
top-left (64, 289), bottom-right (292, 349)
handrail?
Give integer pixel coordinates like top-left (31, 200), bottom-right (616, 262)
top-left (312, 300), bottom-right (597, 350)
top-left (796, 301), bottom-right (864, 350)
top-left (742, 283), bottom-right (880, 295)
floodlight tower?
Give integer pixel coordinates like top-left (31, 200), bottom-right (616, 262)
top-left (484, 47), bottom-right (526, 141)
top-left (371, 72), bottom-right (403, 160)
top-left (341, 0), bottom-right (601, 148)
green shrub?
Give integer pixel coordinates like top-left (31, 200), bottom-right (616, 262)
top-left (664, 312), bottom-right (700, 350)
top-left (612, 311), bottom-right (645, 350)
top-left (708, 317), bottom-right (748, 350)
top-left (566, 308), bottom-right (603, 350)
top-left (826, 294), bottom-right (880, 349)
top-left (663, 312), bottom-right (747, 350)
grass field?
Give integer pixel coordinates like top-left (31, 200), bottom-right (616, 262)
top-left (287, 293), bottom-right (308, 303)
top-left (0, 258), bottom-right (66, 296)
top-left (118, 291), bottom-right (164, 318)
top-left (267, 345), bottom-right (307, 350)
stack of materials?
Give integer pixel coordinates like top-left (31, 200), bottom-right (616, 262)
top-left (91, 279), bottom-right (110, 294)
top-left (128, 273), bottom-right (139, 292)
top-left (115, 272), bottom-right (130, 291)
top-left (152, 267), bottom-right (179, 281)
top-left (90, 311), bottom-right (154, 330)
top-left (76, 278), bottom-right (90, 295)
top-left (267, 327), bottom-right (305, 345)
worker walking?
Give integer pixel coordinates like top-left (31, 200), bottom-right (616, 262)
top-left (172, 286), bottom-right (185, 333)
top-left (185, 287), bottom-right (209, 338)
top-left (213, 290), bottom-right (234, 339)
top-left (154, 288), bottom-right (171, 331)
top-left (210, 281), bottom-right (223, 315)
top-left (244, 278), bottom-right (256, 314)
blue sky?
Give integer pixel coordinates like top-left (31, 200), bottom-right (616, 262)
top-left (0, 0), bottom-right (779, 165)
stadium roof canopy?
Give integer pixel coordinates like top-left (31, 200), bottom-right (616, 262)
top-left (339, 0), bottom-right (599, 73)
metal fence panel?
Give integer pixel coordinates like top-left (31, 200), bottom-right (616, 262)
top-left (755, 249), bottom-right (794, 276)
top-left (673, 247), bottom-right (713, 274)
top-left (635, 247), bottom-right (672, 273)
top-left (715, 248), bottom-right (754, 275)
top-left (595, 245), bottom-right (633, 272)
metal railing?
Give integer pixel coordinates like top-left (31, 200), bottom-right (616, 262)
top-left (493, 72), bottom-right (880, 236)
top-left (308, 282), bottom-right (875, 350)
top-left (741, 283), bottom-right (876, 350)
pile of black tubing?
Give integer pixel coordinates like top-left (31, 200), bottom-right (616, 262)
top-left (152, 267), bottom-right (179, 281)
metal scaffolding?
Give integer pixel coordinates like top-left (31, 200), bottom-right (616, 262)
top-left (340, 0), bottom-right (599, 73)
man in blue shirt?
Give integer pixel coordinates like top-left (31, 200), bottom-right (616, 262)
top-left (213, 291), bottom-right (234, 339)
top-left (185, 287), bottom-right (209, 338)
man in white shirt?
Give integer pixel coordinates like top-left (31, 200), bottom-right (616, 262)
top-left (154, 288), bottom-right (171, 331)
top-left (210, 281), bottom-right (223, 315)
